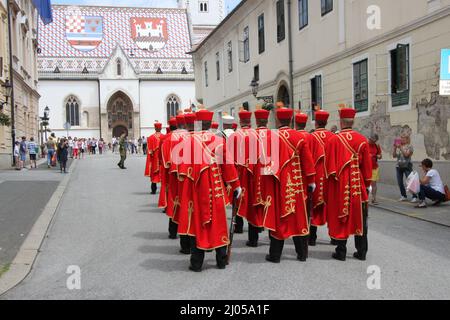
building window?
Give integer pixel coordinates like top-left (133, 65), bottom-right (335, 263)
top-left (390, 44), bottom-right (410, 107)
top-left (227, 41), bottom-right (233, 73)
top-left (216, 52), bottom-right (220, 81)
top-left (65, 96), bottom-right (80, 126)
top-left (243, 26), bottom-right (250, 63)
top-left (199, 1), bottom-right (208, 13)
top-left (299, 0), bottom-right (308, 30)
top-left (353, 59), bottom-right (369, 113)
top-left (117, 59), bottom-right (122, 76)
top-left (276, 0), bottom-right (285, 43)
top-left (321, 0), bottom-right (333, 16)
top-left (204, 61), bottom-right (208, 87)
top-left (254, 65), bottom-right (260, 82)
top-left (166, 95), bottom-right (180, 121)
top-left (311, 75), bottom-right (322, 119)
top-left (258, 14), bottom-right (265, 54)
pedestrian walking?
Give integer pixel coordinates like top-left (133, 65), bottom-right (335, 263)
top-left (73, 138), bottom-right (79, 159)
top-left (57, 138), bottom-right (69, 173)
top-left (393, 134), bottom-right (418, 203)
top-left (142, 136), bottom-right (148, 155)
top-left (14, 141), bottom-right (21, 170)
top-left (368, 134), bottom-right (382, 204)
top-left (46, 134), bottom-right (57, 168)
top-left (28, 137), bottom-right (38, 169)
top-left (98, 138), bottom-right (104, 155)
top-left (19, 136), bottom-right (27, 170)
top-left (118, 132), bottom-right (127, 169)
top-left (68, 137), bottom-right (74, 158)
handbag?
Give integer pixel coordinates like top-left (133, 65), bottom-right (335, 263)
top-left (406, 171), bottom-right (420, 195)
top-left (444, 185), bottom-right (450, 202)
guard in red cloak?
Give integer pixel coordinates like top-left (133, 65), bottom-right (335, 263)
top-left (325, 108), bottom-right (372, 261)
top-left (145, 122), bottom-right (165, 194)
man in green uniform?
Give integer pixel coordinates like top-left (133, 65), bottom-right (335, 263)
top-left (118, 132), bottom-right (127, 169)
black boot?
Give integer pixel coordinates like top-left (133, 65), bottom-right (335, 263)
top-left (294, 236), bottom-right (308, 261)
top-left (246, 224), bottom-right (259, 247)
top-left (354, 209), bottom-right (368, 261)
top-left (168, 220), bottom-right (178, 239)
top-left (266, 235), bottom-right (283, 263)
top-left (234, 216), bottom-right (244, 234)
top-left (309, 226), bottom-right (318, 246)
top-left (189, 237), bottom-right (204, 272)
top-left (216, 246), bottom-right (227, 269)
top-left (179, 235), bottom-right (191, 254)
top-left (332, 239), bottom-right (347, 261)
top-left (151, 183), bottom-right (157, 195)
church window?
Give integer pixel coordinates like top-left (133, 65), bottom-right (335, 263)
top-left (199, 1), bottom-right (208, 13)
top-left (117, 59), bottom-right (122, 76)
top-left (65, 96), bottom-right (80, 126)
top-left (166, 95), bottom-right (180, 122)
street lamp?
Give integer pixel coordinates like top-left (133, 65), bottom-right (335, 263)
top-left (0, 79), bottom-right (12, 109)
top-left (40, 106), bottom-right (50, 142)
top-left (250, 78), bottom-right (259, 98)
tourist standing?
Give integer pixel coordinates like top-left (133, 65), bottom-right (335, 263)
top-left (393, 134), bottom-right (418, 202)
top-left (368, 134), bottom-right (382, 204)
top-left (28, 137), bottom-right (38, 169)
top-left (57, 138), bottom-right (69, 173)
top-left (46, 134), bottom-right (57, 168)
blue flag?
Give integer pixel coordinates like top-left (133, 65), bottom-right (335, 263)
top-left (32, 0), bottom-right (53, 25)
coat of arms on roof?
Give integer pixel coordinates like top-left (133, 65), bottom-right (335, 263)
top-left (130, 18), bottom-right (168, 52)
top-left (66, 15), bottom-right (103, 52)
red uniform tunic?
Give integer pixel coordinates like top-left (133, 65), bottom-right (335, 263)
top-left (145, 132), bottom-right (165, 183)
top-left (263, 127), bottom-right (316, 240)
top-left (309, 128), bottom-right (334, 227)
top-left (253, 127), bottom-right (276, 228)
top-left (325, 129), bottom-right (372, 240)
top-left (228, 127), bottom-right (258, 226)
top-left (178, 131), bottom-right (240, 250)
top-left (158, 132), bottom-right (172, 209)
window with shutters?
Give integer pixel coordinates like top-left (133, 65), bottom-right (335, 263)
top-left (258, 14), bottom-right (265, 54)
top-left (311, 75), bottom-right (322, 120)
top-left (299, 0), bottom-right (308, 30)
top-left (227, 41), bottom-right (233, 73)
top-left (166, 95), bottom-right (180, 122)
top-left (390, 44), bottom-right (410, 107)
top-left (65, 96), bottom-right (80, 126)
top-left (353, 59), bottom-right (369, 113)
top-left (321, 0), bottom-right (333, 16)
top-left (276, 0), bottom-right (285, 43)
top-left (243, 26), bottom-right (250, 63)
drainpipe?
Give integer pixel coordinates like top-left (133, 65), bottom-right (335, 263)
top-left (287, 0), bottom-right (294, 110)
top-left (7, 1), bottom-right (16, 166)
top-left (97, 79), bottom-right (102, 139)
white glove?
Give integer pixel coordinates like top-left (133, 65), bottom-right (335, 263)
top-left (234, 187), bottom-right (242, 199)
top-left (367, 186), bottom-right (373, 194)
top-left (308, 183), bottom-right (316, 193)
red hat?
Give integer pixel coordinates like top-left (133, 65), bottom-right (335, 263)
top-left (184, 113), bottom-right (197, 124)
top-left (154, 122), bottom-right (162, 129)
top-left (211, 122), bottom-right (219, 129)
top-left (176, 114), bottom-right (185, 124)
top-left (168, 117), bottom-right (178, 127)
top-left (339, 108), bottom-right (356, 119)
top-left (315, 110), bottom-right (330, 122)
top-left (254, 109), bottom-right (270, 120)
top-left (238, 110), bottom-right (252, 120)
top-left (232, 123), bottom-right (238, 129)
top-left (196, 109), bottom-right (214, 122)
top-left (295, 112), bottom-right (308, 124)
top-left (276, 108), bottom-right (294, 120)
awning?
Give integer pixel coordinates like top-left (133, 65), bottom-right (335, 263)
top-left (32, 0), bottom-right (53, 25)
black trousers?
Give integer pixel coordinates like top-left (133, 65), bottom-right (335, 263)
top-left (151, 183), bottom-right (157, 194)
top-left (309, 226), bottom-right (318, 242)
top-left (248, 224), bottom-right (262, 244)
top-left (118, 155), bottom-right (126, 167)
top-left (334, 207), bottom-right (369, 257)
top-left (269, 235), bottom-right (308, 260)
top-left (190, 237), bottom-right (227, 270)
top-left (234, 216), bottom-right (244, 232)
top-left (168, 219), bottom-right (178, 238)
top-left (180, 235), bottom-right (191, 252)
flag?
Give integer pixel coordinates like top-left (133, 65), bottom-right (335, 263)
top-left (32, 0), bottom-right (53, 25)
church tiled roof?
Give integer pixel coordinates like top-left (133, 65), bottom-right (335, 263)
top-left (38, 5), bottom-right (193, 75)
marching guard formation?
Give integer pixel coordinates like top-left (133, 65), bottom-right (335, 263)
top-left (144, 103), bottom-right (373, 272)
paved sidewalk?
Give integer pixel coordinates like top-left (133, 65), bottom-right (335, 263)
top-left (372, 183), bottom-right (450, 227)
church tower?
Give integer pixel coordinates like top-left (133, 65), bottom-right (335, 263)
top-left (178, 0), bottom-right (226, 45)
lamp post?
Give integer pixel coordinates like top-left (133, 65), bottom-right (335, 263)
top-left (0, 79), bottom-right (12, 110)
top-left (40, 106), bottom-right (50, 142)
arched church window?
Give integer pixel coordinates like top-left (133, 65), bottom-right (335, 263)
top-left (65, 96), bottom-right (80, 126)
top-left (117, 59), bottom-right (122, 76)
top-left (199, 1), bottom-right (208, 13)
top-left (166, 95), bottom-right (180, 122)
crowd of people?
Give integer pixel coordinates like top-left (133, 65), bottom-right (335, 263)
top-left (140, 103), bottom-right (448, 272)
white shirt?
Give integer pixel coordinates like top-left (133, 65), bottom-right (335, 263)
top-left (426, 169), bottom-right (445, 194)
